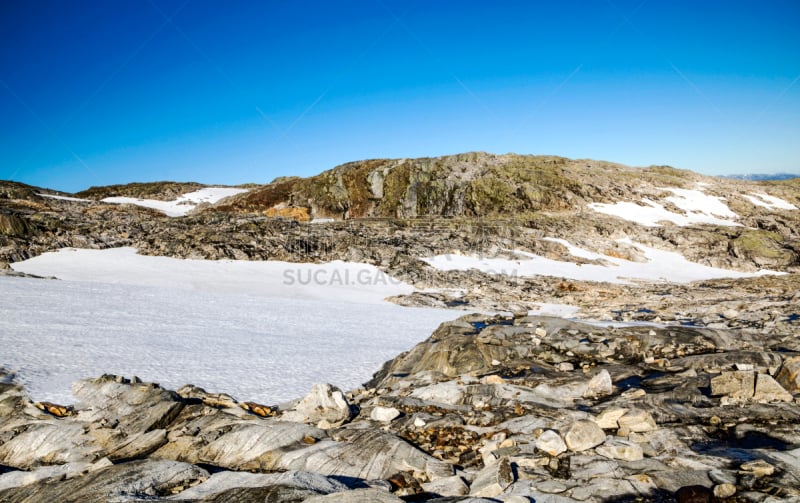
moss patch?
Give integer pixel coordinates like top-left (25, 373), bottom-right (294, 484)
top-left (731, 229), bottom-right (796, 267)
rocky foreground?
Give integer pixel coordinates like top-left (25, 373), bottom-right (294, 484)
top-left (2, 314), bottom-right (799, 502)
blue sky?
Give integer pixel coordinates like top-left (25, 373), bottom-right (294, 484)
top-left (1, 1), bottom-right (798, 192)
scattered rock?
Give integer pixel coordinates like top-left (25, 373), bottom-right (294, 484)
top-left (594, 408), bottom-right (628, 430)
top-left (370, 406), bottom-right (401, 423)
top-left (713, 482), bottom-right (736, 499)
top-left (535, 429), bottom-right (568, 457)
top-left (710, 371), bottom-right (755, 400)
top-left (595, 438), bottom-right (644, 461)
top-left (711, 370), bottom-right (793, 403)
top-left (563, 420), bottom-right (606, 452)
top-left (753, 373), bottom-right (793, 402)
top-left (583, 369), bottom-right (612, 398)
top-left (776, 356), bottom-right (800, 393)
top-left (469, 457), bottom-right (515, 497)
top-left (739, 459), bottom-right (775, 478)
top-left (421, 475), bottom-right (469, 497)
top-left (617, 409), bottom-right (657, 434)
top-left (281, 383), bottom-right (353, 427)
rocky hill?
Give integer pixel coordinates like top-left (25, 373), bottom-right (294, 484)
top-left (215, 153), bottom-right (689, 219)
top-left (214, 152), bottom-right (797, 221)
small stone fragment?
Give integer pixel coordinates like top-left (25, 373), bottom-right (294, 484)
top-left (596, 438), bottom-right (644, 461)
top-left (469, 457), bottom-right (515, 497)
top-left (564, 420), bottom-right (605, 452)
top-left (535, 429), bottom-right (567, 456)
top-left (617, 409), bottom-right (657, 433)
top-left (595, 408), bottom-right (628, 429)
top-left (710, 371), bottom-right (755, 400)
top-left (777, 356), bottom-right (800, 393)
top-left (280, 383), bottom-right (353, 427)
top-left (713, 483), bottom-right (736, 499)
top-left (480, 374), bottom-right (504, 385)
top-left (753, 373), bottom-right (793, 403)
top-left (584, 369), bottom-right (613, 398)
top-left (739, 459), bottom-right (775, 477)
top-left (370, 406), bottom-right (401, 423)
top-left (421, 475), bottom-right (469, 497)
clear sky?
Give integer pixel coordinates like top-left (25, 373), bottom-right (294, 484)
top-left (1, 1), bottom-right (798, 192)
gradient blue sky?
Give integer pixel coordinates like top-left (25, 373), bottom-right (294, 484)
top-left (1, 1), bottom-right (798, 192)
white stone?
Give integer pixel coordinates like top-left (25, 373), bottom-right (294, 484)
top-left (714, 483), bottom-right (736, 499)
top-left (421, 475), bottom-right (469, 497)
top-left (564, 420), bottom-right (605, 452)
top-left (596, 438), bottom-right (644, 461)
top-left (594, 408), bottom-right (628, 429)
top-left (535, 430), bottom-right (567, 457)
top-left (370, 406), bottom-right (401, 423)
top-left (469, 457), bottom-right (515, 497)
top-left (617, 409), bottom-right (657, 433)
top-left (584, 369), bottom-right (613, 398)
top-left (281, 383), bottom-right (353, 427)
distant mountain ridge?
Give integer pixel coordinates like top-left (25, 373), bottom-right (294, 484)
top-left (725, 173), bottom-right (799, 181)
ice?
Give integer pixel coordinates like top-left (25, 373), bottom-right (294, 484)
top-left (423, 239), bottom-right (779, 284)
top-left (3, 247), bottom-right (459, 403)
top-left (101, 187), bottom-right (248, 217)
top-left (0, 276), bottom-right (457, 404)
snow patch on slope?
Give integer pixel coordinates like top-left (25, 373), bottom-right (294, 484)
top-left (37, 193), bottom-right (90, 202)
top-left (743, 193), bottom-right (797, 210)
top-left (589, 184), bottom-right (797, 227)
top-left (589, 187), bottom-right (740, 227)
top-left (102, 187), bottom-right (248, 217)
top-left (422, 238), bottom-right (779, 284)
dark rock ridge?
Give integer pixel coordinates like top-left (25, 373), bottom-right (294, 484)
top-left (1, 314), bottom-right (800, 501)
